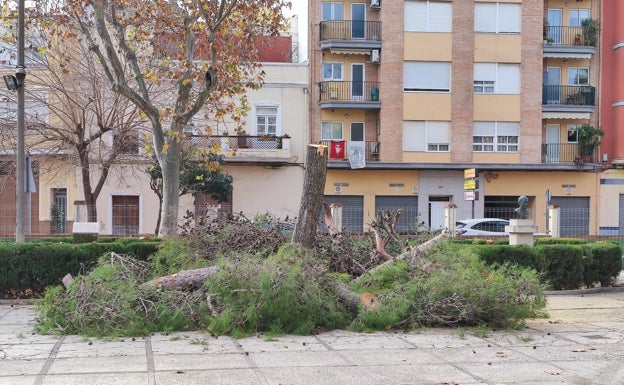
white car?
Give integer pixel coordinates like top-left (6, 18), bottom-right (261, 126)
top-left (455, 218), bottom-right (509, 237)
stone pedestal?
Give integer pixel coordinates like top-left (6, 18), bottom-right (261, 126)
top-left (506, 219), bottom-right (537, 246)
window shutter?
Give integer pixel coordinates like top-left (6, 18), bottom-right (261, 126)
top-left (403, 121), bottom-right (426, 151)
top-left (497, 64), bottom-right (520, 94)
top-left (474, 121), bottom-right (496, 136)
top-left (428, 2), bottom-right (452, 32)
top-left (498, 3), bottom-right (521, 33)
top-left (427, 121), bottom-right (450, 143)
top-left (474, 63), bottom-right (496, 82)
top-left (404, 1), bottom-right (426, 32)
top-left (404, 62), bottom-right (450, 91)
top-left (474, 3), bottom-right (496, 32)
top-left (497, 122), bottom-right (520, 136)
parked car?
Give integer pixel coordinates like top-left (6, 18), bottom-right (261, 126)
top-left (455, 218), bottom-right (509, 237)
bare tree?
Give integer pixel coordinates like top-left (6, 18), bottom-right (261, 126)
top-left (24, 28), bottom-right (149, 223)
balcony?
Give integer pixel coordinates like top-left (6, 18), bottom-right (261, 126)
top-left (543, 26), bottom-right (597, 57)
top-left (319, 81), bottom-right (381, 109)
top-left (319, 20), bottom-right (382, 51)
top-left (188, 135), bottom-right (292, 163)
top-left (542, 85), bottom-right (596, 113)
top-left (321, 140), bottom-right (380, 162)
top-left (541, 143), bottom-right (600, 165)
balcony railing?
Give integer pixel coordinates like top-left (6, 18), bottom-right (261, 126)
top-left (320, 20), bottom-right (382, 42)
top-left (543, 26), bottom-right (597, 47)
top-left (542, 85), bottom-right (595, 106)
top-left (321, 140), bottom-right (380, 161)
top-left (541, 143), bottom-right (600, 164)
top-left (319, 81), bottom-right (380, 103)
top-left (188, 135), bottom-right (288, 150)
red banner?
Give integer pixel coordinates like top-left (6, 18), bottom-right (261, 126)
top-left (330, 140), bottom-right (345, 159)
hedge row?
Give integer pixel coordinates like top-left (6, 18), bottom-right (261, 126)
top-left (0, 240), bottom-right (161, 295)
top-left (472, 241), bottom-right (622, 290)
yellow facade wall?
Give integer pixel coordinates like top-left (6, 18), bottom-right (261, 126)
top-left (403, 93), bottom-right (452, 120)
top-left (474, 35), bottom-right (522, 62)
top-left (404, 33), bottom-right (452, 61)
top-left (472, 153), bottom-right (521, 164)
top-left (403, 152), bottom-right (451, 163)
top-left (473, 95), bottom-right (521, 121)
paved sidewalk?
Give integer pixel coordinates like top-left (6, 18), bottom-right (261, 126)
top-left (1, 290), bottom-right (624, 385)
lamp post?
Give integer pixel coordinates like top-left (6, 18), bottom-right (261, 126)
top-left (15, 0), bottom-right (25, 243)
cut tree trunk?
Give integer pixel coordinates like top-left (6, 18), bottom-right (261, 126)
top-left (291, 144), bottom-right (329, 248)
top-left (142, 266), bottom-right (218, 290)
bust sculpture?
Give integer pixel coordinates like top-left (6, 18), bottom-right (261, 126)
top-left (515, 195), bottom-right (529, 219)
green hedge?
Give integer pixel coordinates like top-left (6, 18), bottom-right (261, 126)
top-left (470, 241), bottom-right (622, 290)
top-left (0, 240), bottom-right (161, 295)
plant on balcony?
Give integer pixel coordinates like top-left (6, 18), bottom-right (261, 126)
top-left (577, 124), bottom-right (604, 161)
top-left (581, 18), bottom-right (600, 46)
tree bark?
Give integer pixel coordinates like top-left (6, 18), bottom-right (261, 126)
top-left (291, 144), bottom-right (328, 248)
top-left (158, 140), bottom-right (182, 238)
top-left (142, 266), bottom-right (218, 290)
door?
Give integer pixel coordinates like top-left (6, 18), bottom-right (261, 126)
top-left (112, 195), bottom-right (139, 235)
top-left (351, 3), bottom-right (365, 39)
top-left (545, 124), bottom-right (560, 162)
top-left (351, 63), bottom-right (364, 100)
top-left (429, 201), bottom-right (447, 231)
top-left (546, 67), bottom-right (561, 104)
top-left (51, 188), bottom-right (67, 234)
top-left (547, 9), bottom-right (562, 44)
top-left (350, 122), bottom-right (364, 142)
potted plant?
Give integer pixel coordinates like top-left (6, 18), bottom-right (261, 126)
top-left (577, 124), bottom-right (604, 162)
top-left (575, 33), bottom-right (582, 45)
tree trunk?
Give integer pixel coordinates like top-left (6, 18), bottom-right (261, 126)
top-left (158, 140), bottom-right (182, 238)
top-left (142, 266), bottom-right (218, 290)
top-left (291, 144), bottom-right (328, 248)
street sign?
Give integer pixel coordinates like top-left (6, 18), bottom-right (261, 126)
top-left (464, 190), bottom-right (478, 201)
top-left (464, 178), bottom-right (477, 190)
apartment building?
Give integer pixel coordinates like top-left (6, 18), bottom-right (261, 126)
top-left (309, 0), bottom-right (607, 235)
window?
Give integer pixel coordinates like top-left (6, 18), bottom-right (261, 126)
top-left (322, 62), bottom-right (343, 80)
top-left (568, 67), bottom-right (589, 85)
top-left (567, 125), bottom-right (580, 143)
top-left (322, 2), bottom-right (343, 21)
top-left (474, 63), bottom-right (521, 94)
top-left (474, 2), bottom-right (521, 33)
top-left (403, 121), bottom-right (450, 152)
top-left (403, 61), bottom-right (451, 92)
top-left (473, 122), bottom-right (519, 152)
top-left (569, 9), bottom-right (590, 27)
top-left (321, 121), bottom-right (343, 140)
top-left (404, 0), bottom-right (452, 33)
top-left (254, 105), bottom-right (279, 136)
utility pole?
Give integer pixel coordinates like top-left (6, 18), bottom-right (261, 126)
top-left (15, 0), bottom-right (26, 243)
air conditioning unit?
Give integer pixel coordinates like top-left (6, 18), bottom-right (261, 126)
top-left (370, 0), bottom-right (381, 9)
top-left (370, 49), bottom-right (380, 63)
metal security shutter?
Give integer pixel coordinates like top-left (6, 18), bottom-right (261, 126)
top-left (375, 196), bottom-right (419, 233)
top-left (321, 196), bottom-right (364, 234)
top-left (550, 197), bottom-right (590, 236)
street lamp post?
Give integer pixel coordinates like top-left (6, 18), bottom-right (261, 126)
top-left (15, 0), bottom-right (25, 243)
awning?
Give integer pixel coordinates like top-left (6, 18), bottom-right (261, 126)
top-left (543, 112), bottom-right (591, 119)
top-left (329, 48), bottom-right (371, 55)
top-left (544, 52), bottom-right (592, 59)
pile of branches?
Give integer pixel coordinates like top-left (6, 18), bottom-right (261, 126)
top-left (179, 211), bottom-right (290, 261)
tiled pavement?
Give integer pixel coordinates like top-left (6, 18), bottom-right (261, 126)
top-left (2, 288), bottom-right (624, 385)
